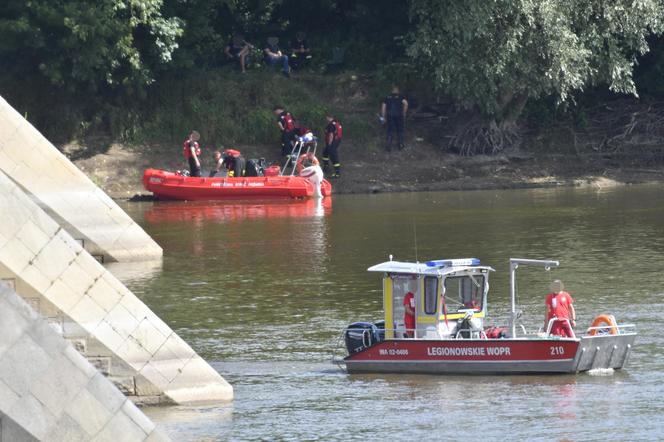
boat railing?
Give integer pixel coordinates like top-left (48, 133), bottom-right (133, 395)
top-left (454, 328), bottom-right (488, 340)
top-left (530, 320), bottom-right (637, 338)
top-left (281, 137), bottom-right (318, 176)
top-left (544, 318), bottom-right (576, 339)
top-left (338, 325), bottom-right (504, 341)
top-left (582, 323), bottom-right (637, 336)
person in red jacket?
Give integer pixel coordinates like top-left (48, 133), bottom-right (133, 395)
top-left (544, 280), bottom-right (576, 337)
top-left (403, 291), bottom-right (416, 338)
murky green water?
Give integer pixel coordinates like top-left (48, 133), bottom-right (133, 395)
top-left (115, 185), bottom-right (664, 441)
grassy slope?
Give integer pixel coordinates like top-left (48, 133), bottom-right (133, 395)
top-left (61, 69), bottom-right (664, 197)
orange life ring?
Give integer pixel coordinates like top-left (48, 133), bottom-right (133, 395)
top-left (588, 314), bottom-right (618, 336)
top-left (295, 153), bottom-right (319, 174)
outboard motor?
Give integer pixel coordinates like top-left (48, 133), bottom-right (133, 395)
top-left (344, 322), bottom-right (379, 355)
top-left (299, 164), bottom-right (324, 198)
top-left (373, 320), bottom-right (386, 343)
top-left (245, 158), bottom-right (267, 177)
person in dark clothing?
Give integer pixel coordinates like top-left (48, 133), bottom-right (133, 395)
top-left (380, 85), bottom-right (409, 151)
top-left (264, 37), bottom-right (291, 77)
top-left (225, 32), bottom-right (253, 73)
top-left (289, 31), bottom-right (312, 69)
top-left (323, 113), bottom-right (342, 177)
top-left (183, 130), bottom-right (202, 177)
top-left (273, 105), bottom-right (297, 158)
top-left (211, 149), bottom-right (246, 177)
top-left (209, 151), bottom-right (226, 177)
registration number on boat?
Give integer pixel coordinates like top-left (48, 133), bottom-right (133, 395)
top-left (378, 348), bottom-right (409, 356)
top-left (550, 346), bottom-right (565, 356)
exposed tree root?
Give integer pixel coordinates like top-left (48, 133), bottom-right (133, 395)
top-left (448, 117), bottom-right (521, 156)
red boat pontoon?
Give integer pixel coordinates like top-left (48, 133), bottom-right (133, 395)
top-left (143, 168), bottom-right (332, 200)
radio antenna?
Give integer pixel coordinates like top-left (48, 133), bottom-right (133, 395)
top-left (413, 220), bottom-right (419, 263)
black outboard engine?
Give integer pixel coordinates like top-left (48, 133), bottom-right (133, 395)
top-left (245, 158), bottom-right (267, 177)
top-left (373, 320), bottom-right (386, 343)
top-left (344, 322), bottom-right (379, 355)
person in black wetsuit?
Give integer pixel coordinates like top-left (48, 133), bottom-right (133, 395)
top-left (273, 105), bottom-right (297, 158)
top-left (323, 113), bottom-right (342, 177)
top-left (380, 85), bottom-right (409, 151)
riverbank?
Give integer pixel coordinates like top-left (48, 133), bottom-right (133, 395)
top-left (66, 136), bottom-right (664, 200)
top-left (59, 73), bottom-right (664, 198)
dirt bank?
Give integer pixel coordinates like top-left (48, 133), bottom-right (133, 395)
top-left (66, 135), bottom-right (664, 200)
top-left (58, 75), bottom-right (664, 198)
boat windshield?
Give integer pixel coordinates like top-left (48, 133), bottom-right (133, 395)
top-left (443, 275), bottom-right (485, 312)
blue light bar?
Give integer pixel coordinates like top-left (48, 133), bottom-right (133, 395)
top-left (425, 258), bottom-right (481, 267)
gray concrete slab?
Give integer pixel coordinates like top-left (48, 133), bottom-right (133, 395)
top-left (0, 285), bottom-right (170, 441)
top-left (0, 94), bottom-right (162, 262)
top-left (0, 172), bottom-right (233, 404)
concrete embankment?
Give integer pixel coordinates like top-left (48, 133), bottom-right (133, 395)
top-left (0, 168), bottom-right (232, 404)
top-left (0, 94), bottom-right (162, 262)
top-left (0, 94), bottom-right (232, 406)
top-left (0, 283), bottom-right (170, 441)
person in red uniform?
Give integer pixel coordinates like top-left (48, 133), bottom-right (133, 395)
top-left (183, 130), bottom-right (202, 177)
top-left (544, 280), bottom-right (576, 337)
top-left (323, 113), bottom-right (343, 178)
top-left (403, 291), bottom-right (416, 338)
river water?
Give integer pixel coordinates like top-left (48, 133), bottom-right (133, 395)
top-left (116, 185), bottom-right (664, 441)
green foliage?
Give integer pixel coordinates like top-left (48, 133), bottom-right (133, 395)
top-left (7, 0), bottom-right (664, 151)
top-left (0, 0), bottom-right (182, 95)
top-left (407, 0), bottom-right (664, 122)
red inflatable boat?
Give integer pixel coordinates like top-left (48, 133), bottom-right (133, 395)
top-left (143, 168), bottom-right (332, 200)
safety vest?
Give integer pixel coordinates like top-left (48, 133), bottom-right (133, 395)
top-left (223, 148), bottom-right (241, 158)
top-left (333, 120), bottom-right (343, 140)
top-left (279, 111), bottom-right (295, 132)
top-left (183, 140), bottom-right (201, 159)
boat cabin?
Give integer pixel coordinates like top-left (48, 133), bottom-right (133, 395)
top-left (367, 258), bottom-right (495, 339)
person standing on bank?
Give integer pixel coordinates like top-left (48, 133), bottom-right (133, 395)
top-left (273, 105), bottom-right (296, 158)
top-left (380, 85), bottom-right (408, 151)
top-left (183, 130), bottom-right (202, 177)
top-left (323, 113), bottom-right (343, 178)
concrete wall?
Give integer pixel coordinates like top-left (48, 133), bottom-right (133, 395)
top-left (0, 171), bottom-right (233, 404)
top-left (0, 94), bottom-right (162, 263)
top-left (0, 284), bottom-right (170, 441)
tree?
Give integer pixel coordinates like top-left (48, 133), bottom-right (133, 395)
top-left (407, 0), bottom-right (664, 153)
top-left (0, 0), bottom-right (182, 94)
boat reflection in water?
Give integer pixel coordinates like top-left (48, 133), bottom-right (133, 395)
top-left (143, 197), bottom-right (331, 270)
top-left (143, 197), bottom-right (332, 224)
